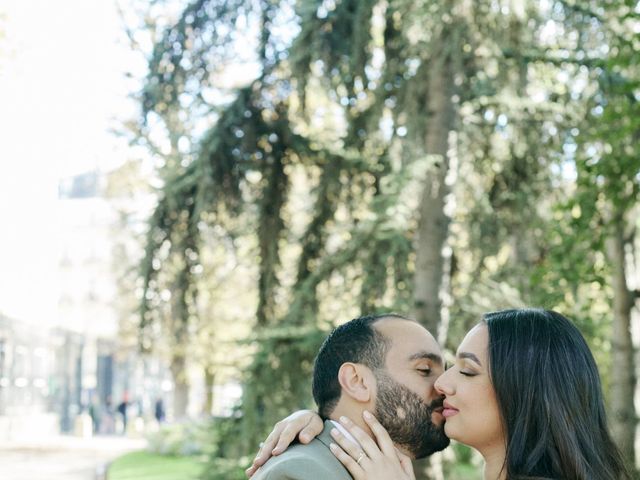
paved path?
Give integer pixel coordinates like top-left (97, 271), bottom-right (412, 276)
top-left (0, 435), bottom-right (147, 480)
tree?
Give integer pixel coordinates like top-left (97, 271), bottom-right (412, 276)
top-left (130, 0), bottom-right (639, 475)
top-left (544, 1), bottom-right (639, 466)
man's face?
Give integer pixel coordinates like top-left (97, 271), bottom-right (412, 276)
top-left (372, 319), bottom-right (450, 458)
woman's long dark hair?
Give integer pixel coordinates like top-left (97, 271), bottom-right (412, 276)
top-left (484, 308), bottom-right (630, 480)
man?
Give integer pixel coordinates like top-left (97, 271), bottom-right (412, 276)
top-left (249, 313), bottom-right (449, 479)
top-left (116, 394), bottom-right (129, 435)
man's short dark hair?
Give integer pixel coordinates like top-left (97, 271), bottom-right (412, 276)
top-left (312, 313), bottom-right (410, 418)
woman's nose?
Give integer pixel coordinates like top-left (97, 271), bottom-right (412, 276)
top-left (434, 371), bottom-right (453, 395)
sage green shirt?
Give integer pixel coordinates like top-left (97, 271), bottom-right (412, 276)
top-left (252, 420), bottom-right (352, 480)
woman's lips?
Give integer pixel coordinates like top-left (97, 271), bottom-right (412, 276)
top-left (442, 401), bottom-right (459, 418)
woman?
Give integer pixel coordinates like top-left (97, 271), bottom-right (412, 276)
top-left (247, 309), bottom-right (630, 479)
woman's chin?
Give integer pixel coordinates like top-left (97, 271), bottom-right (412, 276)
top-left (443, 422), bottom-right (463, 443)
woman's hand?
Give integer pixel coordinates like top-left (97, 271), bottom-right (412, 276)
top-left (245, 409), bottom-right (324, 477)
top-left (329, 411), bottom-right (415, 480)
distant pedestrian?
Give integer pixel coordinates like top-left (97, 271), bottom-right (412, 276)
top-left (88, 395), bottom-right (102, 434)
top-left (116, 394), bottom-right (129, 434)
top-left (154, 398), bottom-right (166, 424)
top-left (100, 395), bottom-right (115, 434)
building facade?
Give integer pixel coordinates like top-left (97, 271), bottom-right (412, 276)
top-left (0, 170), bottom-right (168, 439)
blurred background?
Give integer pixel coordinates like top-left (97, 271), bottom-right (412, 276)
top-left (0, 0), bottom-right (638, 479)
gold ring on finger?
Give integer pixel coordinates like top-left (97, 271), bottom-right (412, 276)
top-left (356, 451), bottom-right (366, 465)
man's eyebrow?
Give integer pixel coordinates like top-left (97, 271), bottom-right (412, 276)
top-left (458, 351), bottom-right (482, 366)
top-left (408, 351), bottom-right (443, 366)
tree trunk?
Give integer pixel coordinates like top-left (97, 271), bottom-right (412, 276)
top-left (204, 368), bottom-right (215, 416)
top-left (412, 31), bottom-right (456, 480)
top-left (170, 354), bottom-right (189, 420)
top-left (256, 155), bottom-right (287, 327)
top-left (605, 216), bottom-right (637, 467)
top-left (412, 39), bottom-right (455, 340)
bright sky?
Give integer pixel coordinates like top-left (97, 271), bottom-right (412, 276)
top-left (0, 0), bottom-right (141, 322)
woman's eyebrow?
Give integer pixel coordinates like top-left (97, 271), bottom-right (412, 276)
top-left (458, 351), bottom-right (482, 366)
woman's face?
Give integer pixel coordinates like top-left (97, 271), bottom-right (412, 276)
top-left (434, 323), bottom-right (505, 453)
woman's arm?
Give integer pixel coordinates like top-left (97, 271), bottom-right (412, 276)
top-left (246, 409), bottom-right (324, 477)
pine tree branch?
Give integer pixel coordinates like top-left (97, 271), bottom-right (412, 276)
top-left (557, 0), bottom-right (604, 22)
top-left (502, 48), bottom-right (606, 69)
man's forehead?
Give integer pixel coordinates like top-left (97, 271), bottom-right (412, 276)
top-left (374, 317), bottom-right (442, 359)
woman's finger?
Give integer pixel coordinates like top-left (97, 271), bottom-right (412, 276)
top-left (395, 448), bottom-right (416, 480)
top-left (362, 410), bottom-right (397, 458)
top-left (330, 423), bottom-right (415, 480)
top-left (298, 414), bottom-right (324, 443)
top-left (246, 422), bottom-right (283, 476)
top-left (245, 464), bottom-right (259, 478)
top-left (330, 427), bottom-right (368, 463)
top-left (274, 421), bottom-right (308, 453)
top-left (253, 421), bottom-right (284, 464)
top-left (273, 410), bottom-right (318, 453)
top-left (329, 442), bottom-right (365, 480)
top-left (338, 415), bottom-right (384, 460)
top-left (246, 439), bottom-right (270, 476)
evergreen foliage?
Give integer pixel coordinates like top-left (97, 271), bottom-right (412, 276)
top-left (129, 0), bottom-right (640, 475)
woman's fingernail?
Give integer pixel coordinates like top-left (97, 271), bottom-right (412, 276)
top-left (330, 443), bottom-right (338, 450)
top-left (340, 415), bottom-right (349, 424)
top-left (363, 410), bottom-right (372, 419)
top-left (330, 428), bottom-right (340, 437)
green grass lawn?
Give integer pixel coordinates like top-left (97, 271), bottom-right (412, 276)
top-left (108, 451), bottom-right (206, 480)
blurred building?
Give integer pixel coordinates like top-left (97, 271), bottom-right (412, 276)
top-left (56, 171), bottom-right (119, 432)
top-left (0, 170), bottom-right (169, 440)
top-left (56, 170), bottom-right (171, 433)
top-left (0, 313), bottom-right (59, 439)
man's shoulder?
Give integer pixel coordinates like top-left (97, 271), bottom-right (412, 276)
top-left (252, 437), bottom-right (350, 480)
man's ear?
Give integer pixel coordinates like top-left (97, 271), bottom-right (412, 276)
top-left (337, 362), bottom-right (375, 403)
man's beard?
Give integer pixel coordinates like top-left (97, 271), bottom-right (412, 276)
top-left (373, 371), bottom-right (450, 459)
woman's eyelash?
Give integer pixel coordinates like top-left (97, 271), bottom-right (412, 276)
top-left (460, 371), bottom-right (476, 377)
